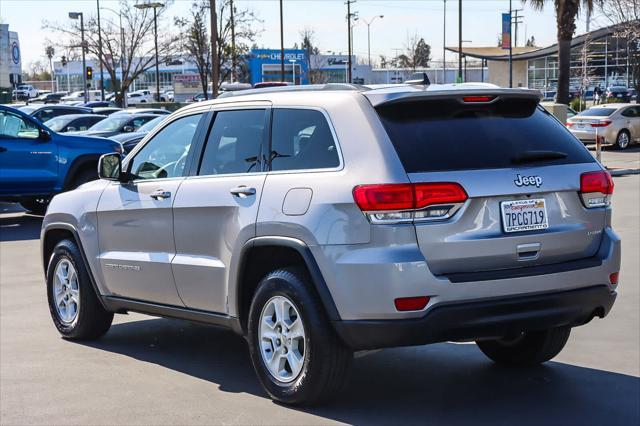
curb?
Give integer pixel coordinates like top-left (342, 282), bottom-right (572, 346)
top-left (608, 169), bottom-right (640, 177)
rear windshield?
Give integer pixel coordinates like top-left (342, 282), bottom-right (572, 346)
top-left (578, 108), bottom-right (617, 117)
top-left (376, 98), bottom-right (595, 172)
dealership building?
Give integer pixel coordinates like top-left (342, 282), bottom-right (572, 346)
top-left (0, 24), bottom-right (21, 90)
top-left (447, 24), bottom-right (633, 90)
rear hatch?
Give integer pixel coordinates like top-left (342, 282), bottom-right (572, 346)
top-left (372, 90), bottom-right (607, 276)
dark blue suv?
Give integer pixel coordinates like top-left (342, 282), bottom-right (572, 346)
top-left (0, 105), bottom-right (122, 214)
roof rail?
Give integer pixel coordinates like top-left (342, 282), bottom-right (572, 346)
top-left (217, 83), bottom-right (368, 99)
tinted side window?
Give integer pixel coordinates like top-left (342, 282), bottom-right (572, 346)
top-left (199, 109), bottom-right (264, 175)
top-left (621, 108), bottom-right (635, 118)
top-left (270, 109), bottom-right (340, 171)
top-left (129, 113), bottom-right (202, 180)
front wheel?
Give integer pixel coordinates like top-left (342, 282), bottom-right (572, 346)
top-left (476, 326), bottom-right (571, 366)
top-left (247, 268), bottom-right (352, 405)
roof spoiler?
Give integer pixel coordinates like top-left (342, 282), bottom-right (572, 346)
top-left (365, 88), bottom-right (542, 108)
top-left (404, 72), bottom-right (431, 86)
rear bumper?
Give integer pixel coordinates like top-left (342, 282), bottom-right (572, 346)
top-left (333, 285), bottom-right (616, 350)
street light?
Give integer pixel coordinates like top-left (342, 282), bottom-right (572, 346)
top-left (289, 59), bottom-right (296, 85)
top-left (96, 0), bottom-right (105, 100)
top-left (362, 15), bottom-right (383, 67)
top-left (68, 12), bottom-right (87, 102)
top-left (134, 2), bottom-right (164, 102)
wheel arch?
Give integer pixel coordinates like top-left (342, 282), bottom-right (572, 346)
top-left (62, 154), bottom-right (101, 191)
top-left (41, 222), bottom-right (108, 310)
top-left (234, 236), bottom-right (341, 335)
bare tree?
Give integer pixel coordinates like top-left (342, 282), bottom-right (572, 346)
top-left (213, 0), bottom-right (262, 88)
top-left (597, 0), bottom-right (640, 95)
top-left (176, 2), bottom-right (211, 99)
top-left (44, 0), bottom-right (179, 106)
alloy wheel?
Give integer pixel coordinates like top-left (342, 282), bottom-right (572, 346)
top-left (259, 295), bottom-right (306, 383)
top-left (52, 259), bottom-right (80, 324)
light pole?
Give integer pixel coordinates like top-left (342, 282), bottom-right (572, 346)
top-left (279, 0), bottom-right (285, 82)
top-left (443, 0), bottom-right (446, 84)
top-left (362, 15), bottom-right (383, 67)
top-left (461, 40), bottom-right (472, 82)
top-left (134, 2), bottom-right (164, 102)
top-left (68, 12), bottom-right (87, 102)
top-left (101, 6), bottom-right (127, 107)
top-left (346, 0), bottom-right (356, 83)
top-left (289, 59), bottom-right (296, 84)
top-left (457, 0), bottom-right (462, 83)
top-left (96, 0), bottom-right (105, 100)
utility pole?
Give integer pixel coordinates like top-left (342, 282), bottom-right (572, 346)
top-left (230, 0), bottom-right (236, 82)
top-left (210, 0), bottom-right (218, 98)
top-left (96, 0), bottom-right (105, 100)
top-left (346, 0), bottom-right (356, 84)
top-left (363, 15), bottom-right (382, 67)
top-left (280, 0), bottom-right (285, 82)
top-left (512, 9), bottom-right (523, 47)
top-left (443, 0), bottom-right (446, 84)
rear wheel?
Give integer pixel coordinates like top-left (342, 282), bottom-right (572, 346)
top-left (247, 267), bottom-right (352, 405)
top-left (615, 130), bottom-right (631, 150)
top-left (476, 326), bottom-right (571, 366)
top-left (46, 239), bottom-right (113, 340)
top-left (19, 198), bottom-right (49, 215)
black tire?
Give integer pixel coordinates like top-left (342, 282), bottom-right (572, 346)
top-left (71, 167), bottom-right (98, 189)
top-left (476, 326), bottom-right (571, 366)
top-left (247, 267), bottom-right (352, 405)
top-left (19, 198), bottom-right (48, 216)
top-left (615, 130), bottom-right (631, 150)
top-left (46, 239), bottom-right (113, 340)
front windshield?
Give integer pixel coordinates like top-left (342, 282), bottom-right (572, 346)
top-left (44, 116), bottom-right (70, 132)
top-left (578, 108), bottom-right (617, 117)
top-left (138, 116), bottom-right (163, 132)
top-left (89, 115), bottom-right (129, 131)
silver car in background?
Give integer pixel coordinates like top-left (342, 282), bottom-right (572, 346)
top-left (568, 103), bottom-right (640, 150)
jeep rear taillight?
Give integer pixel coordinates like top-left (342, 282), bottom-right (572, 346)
top-left (580, 171), bottom-right (614, 208)
top-left (353, 182), bottom-right (468, 224)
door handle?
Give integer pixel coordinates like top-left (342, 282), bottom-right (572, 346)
top-left (0, 147), bottom-right (7, 153)
top-left (230, 186), bottom-right (256, 197)
top-left (150, 189), bottom-right (171, 200)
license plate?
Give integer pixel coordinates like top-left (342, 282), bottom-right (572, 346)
top-left (501, 199), bottom-right (549, 233)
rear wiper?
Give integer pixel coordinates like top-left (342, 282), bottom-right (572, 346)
top-left (511, 150), bottom-right (568, 164)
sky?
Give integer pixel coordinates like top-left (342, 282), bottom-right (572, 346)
top-left (0, 0), bottom-right (602, 68)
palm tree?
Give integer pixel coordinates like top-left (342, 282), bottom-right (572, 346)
top-left (45, 45), bottom-right (55, 92)
top-left (524, 0), bottom-right (601, 105)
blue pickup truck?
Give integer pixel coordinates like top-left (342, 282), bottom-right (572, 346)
top-left (0, 105), bottom-right (122, 215)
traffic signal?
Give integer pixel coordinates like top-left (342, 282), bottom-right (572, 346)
top-left (86, 66), bottom-right (93, 80)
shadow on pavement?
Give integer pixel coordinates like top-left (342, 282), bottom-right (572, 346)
top-left (0, 213), bottom-right (42, 242)
top-left (81, 318), bottom-right (640, 425)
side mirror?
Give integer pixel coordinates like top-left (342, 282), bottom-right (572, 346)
top-left (123, 125), bottom-right (134, 133)
top-left (39, 128), bottom-right (51, 141)
top-left (98, 153), bottom-right (124, 181)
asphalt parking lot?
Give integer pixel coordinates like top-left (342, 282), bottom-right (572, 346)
top-left (1, 176), bottom-right (639, 426)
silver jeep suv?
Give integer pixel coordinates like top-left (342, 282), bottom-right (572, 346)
top-left (41, 83), bottom-right (620, 405)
